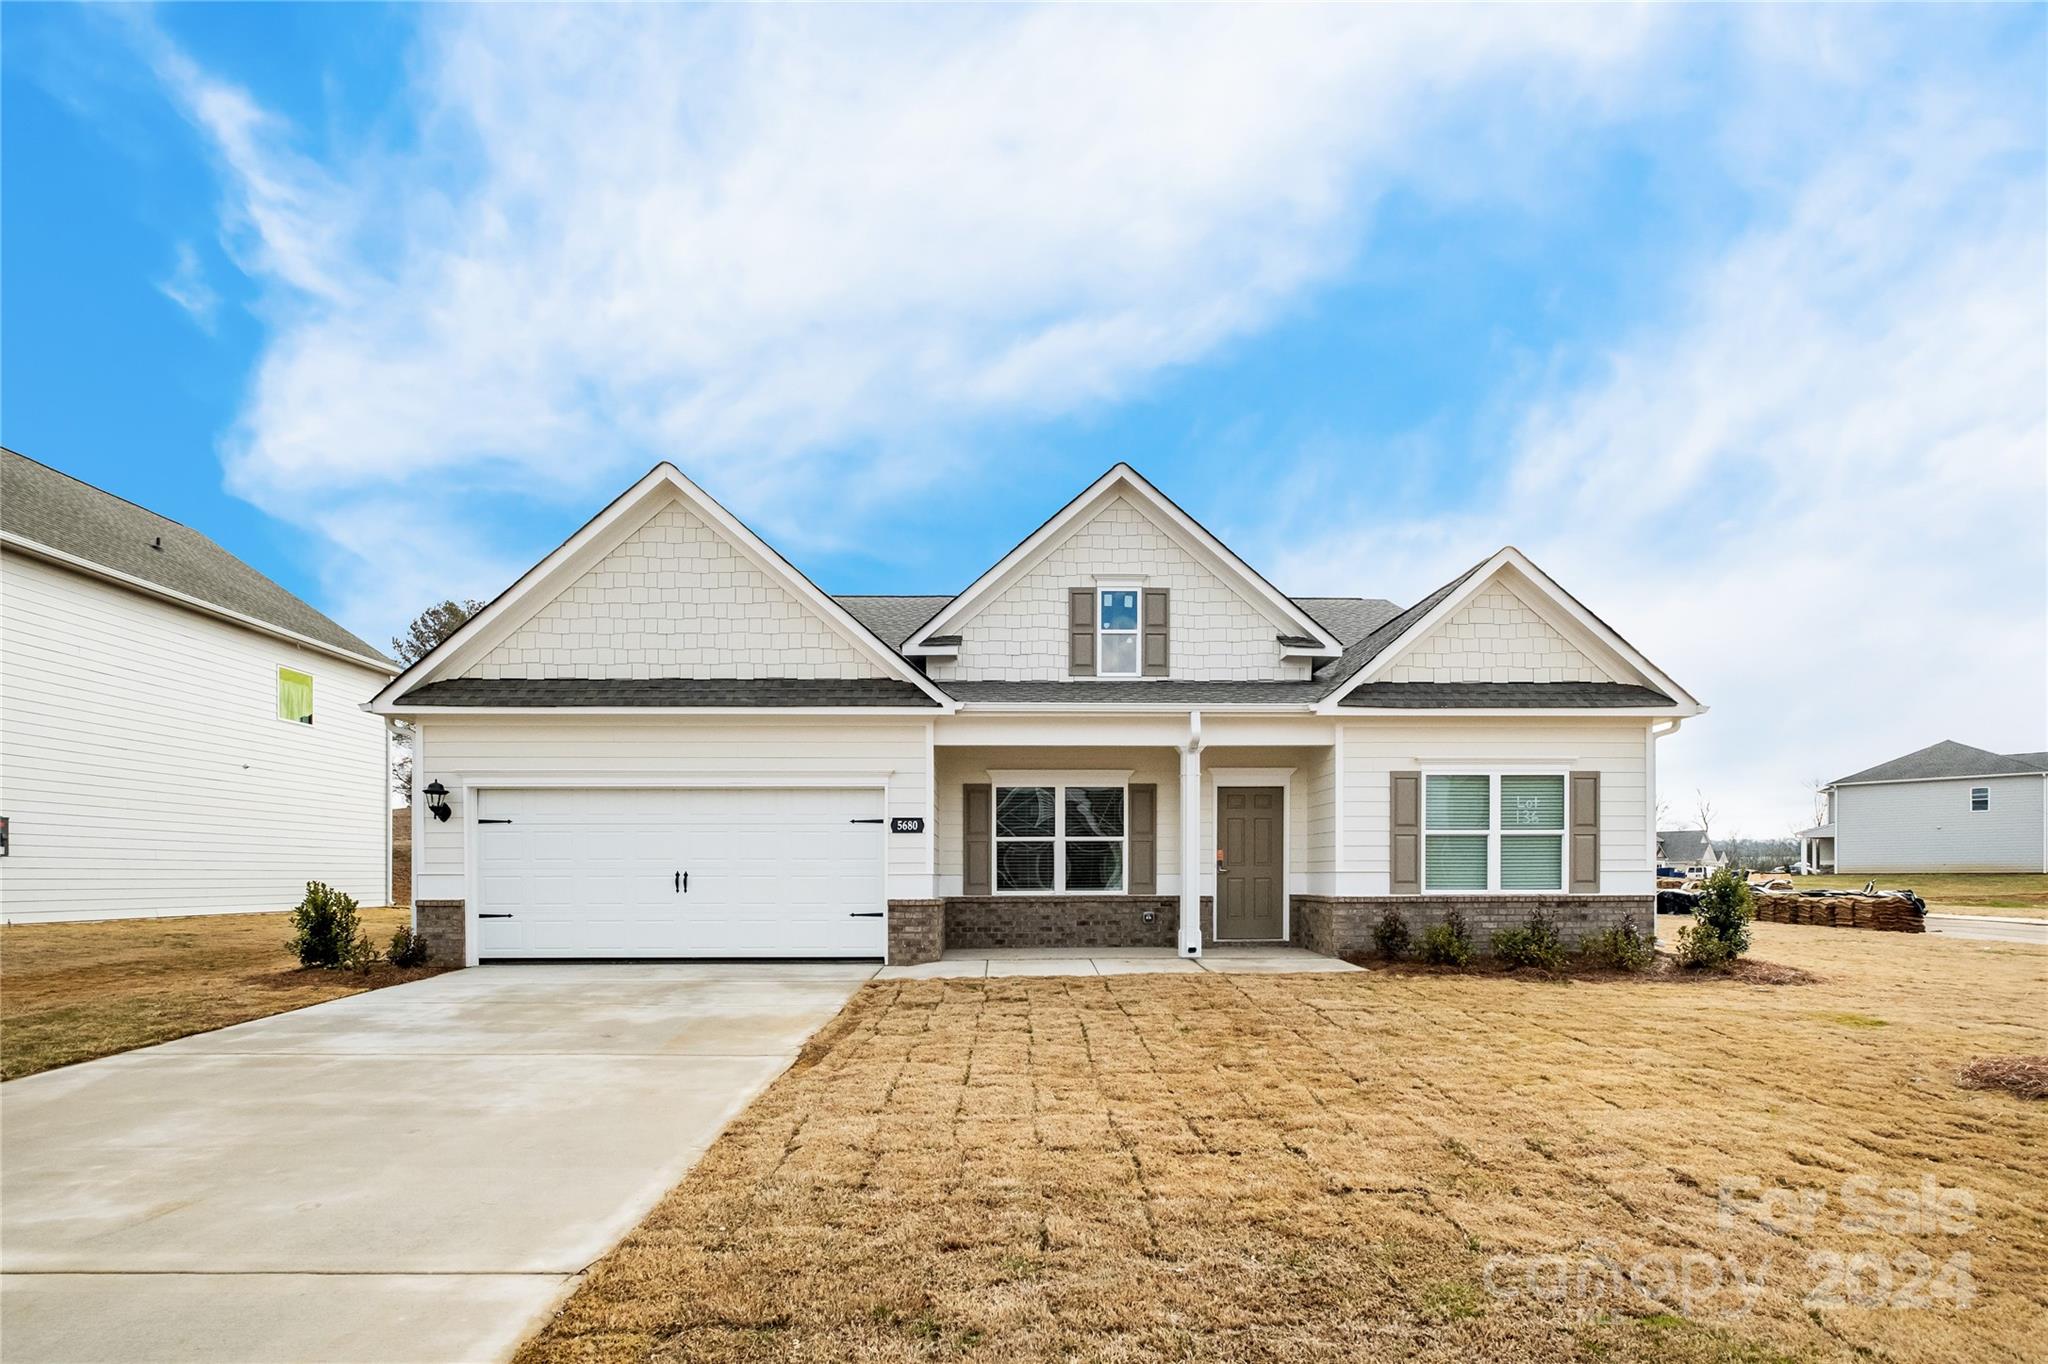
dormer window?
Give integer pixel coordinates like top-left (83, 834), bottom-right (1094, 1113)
top-left (1097, 587), bottom-right (1141, 676)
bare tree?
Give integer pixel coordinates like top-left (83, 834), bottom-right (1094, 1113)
top-left (1656, 796), bottom-right (1672, 829)
top-left (1693, 790), bottom-right (1715, 847)
top-left (389, 598), bottom-right (485, 802)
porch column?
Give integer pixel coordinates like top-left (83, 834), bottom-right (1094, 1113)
top-left (1180, 712), bottom-right (1203, 957)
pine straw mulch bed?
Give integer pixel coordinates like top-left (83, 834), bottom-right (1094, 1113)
top-left (0, 905), bottom-right (445, 1080)
top-left (1342, 952), bottom-right (1821, 987)
top-left (516, 923), bottom-right (2047, 1364)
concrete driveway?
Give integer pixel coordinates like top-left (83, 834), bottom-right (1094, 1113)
top-left (0, 962), bottom-right (875, 1364)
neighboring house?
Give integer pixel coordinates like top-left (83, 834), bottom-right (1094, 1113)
top-left (0, 448), bottom-right (396, 922)
top-left (1655, 828), bottom-right (1724, 873)
top-left (1810, 740), bottom-right (2048, 874)
top-left (374, 462), bottom-right (1703, 966)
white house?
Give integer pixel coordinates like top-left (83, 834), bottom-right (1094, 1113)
top-left (1807, 740), bottom-right (2048, 874)
top-left (1655, 829), bottom-right (1724, 873)
top-left (372, 461), bottom-right (1704, 966)
top-left (0, 448), bottom-right (396, 922)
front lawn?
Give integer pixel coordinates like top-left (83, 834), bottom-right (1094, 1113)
top-left (1785, 872), bottom-right (2048, 917)
top-left (517, 924), bottom-right (2046, 1363)
top-left (0, 905), bottom-right (440, 1080)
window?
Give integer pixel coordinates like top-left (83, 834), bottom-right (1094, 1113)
top-left (1971, 786), bottom-right (1989, 812)
top-left (1097, 587), bottom-right (1140, 676)
top-left (995, 784), bottom-right (1125, 892)
top-left (1423, 772), bottom-right (1565, 892)
top-left (277, 667), bottom-right (313, 725)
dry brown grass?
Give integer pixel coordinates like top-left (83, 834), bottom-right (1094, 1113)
top-left (1957, 1056), bottom-right (2048, 1102)
top-left (519, 924), bottom-right (2047, 1364)
top-left (0, 905), bottom-right (439, 1080)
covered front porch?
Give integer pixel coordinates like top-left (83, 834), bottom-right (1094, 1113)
top-left (919, 713), bottom-right (1339, 962)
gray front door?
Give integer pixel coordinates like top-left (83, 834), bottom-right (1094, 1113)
top-left (1217, 786), bottom-right (1283, 939)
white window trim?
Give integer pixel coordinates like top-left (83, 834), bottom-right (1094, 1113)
top-left (1421, 769), bottom-right (1569, 894)
top-left (276, 664), bottom-right (314, 727)
top-left (988, 771), bottom-right (1131, 895)
top-left (1096, 582), bottom-right (1143, 678)
top-left (1970, 786), bottom-right (1990, 812)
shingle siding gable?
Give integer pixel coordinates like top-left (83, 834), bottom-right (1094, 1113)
top-left (934, 495), bottom-right (1305, 683)
top-left (1381, 581), bottom-right (1616, 685)
top-left (465, 502), bottom-right (886, 681)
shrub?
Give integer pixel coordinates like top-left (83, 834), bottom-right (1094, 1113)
top-left (287, 881), bottom-right (367, 970)
top-left (1677, 867), bottom-right (1756, 969)
top-left (1373, 908), bottom-right (1411, 960)
top-left (1581, 921), bottom-right (1655, 972)
top-left (1492, 912), bottom-right (1567, 973)
top-left (387, 925), bottom-right (431, 968)
top-left (1417, 909), bottom-right (1473, 967)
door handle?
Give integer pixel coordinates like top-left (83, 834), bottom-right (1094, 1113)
top-left (675, 871), bottom-right (687, 894)
top-left (675, 871), bottom-right (679, 893)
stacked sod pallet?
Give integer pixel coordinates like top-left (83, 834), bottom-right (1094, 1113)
top-left (1753, 889), bottom-right (1926, 933)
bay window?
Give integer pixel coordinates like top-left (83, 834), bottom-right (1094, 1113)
top-left (994, 783), bottom-right (1126, 892)
top-left (1423, 772), bottom-right (1567, 892)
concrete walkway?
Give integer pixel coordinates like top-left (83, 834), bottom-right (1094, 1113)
top-left (876, 944), bottom-right (1363, 979)
top-left (0, 962), bottom-right (871, 1364)
top-left (1924, 913), bottom-right (2048, 945)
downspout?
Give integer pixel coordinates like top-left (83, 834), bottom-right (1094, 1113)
top-left (1180, 709), bottom-right (1204, 957)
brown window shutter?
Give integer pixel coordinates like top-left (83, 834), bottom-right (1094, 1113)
top-left (1128, 784), bottom-right (1157, 893)
top-left (1390, 771), bottom-right (1421, 895)
top-left (1570, 771), bottom-right (1601, 892)
top-left (1068, 588), bottom-right (1096, 676)
top-left (1142, 589), bottom-right (1170, 677)
top-left (962, 784), bottom-right (992, 896)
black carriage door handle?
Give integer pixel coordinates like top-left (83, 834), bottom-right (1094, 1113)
top-left (675, 871), bottom-right (687, 893)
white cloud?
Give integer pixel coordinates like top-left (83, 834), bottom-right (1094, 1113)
top-left (155, 240), bottom-right (218, 329)
top-left (1264, 34), bottom-right (2047, 837)
top-left (139, 4), bottom-right (1669, 633)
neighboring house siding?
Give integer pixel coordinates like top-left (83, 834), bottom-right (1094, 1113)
top-left (467, 502), bottom-right (884, 681)
top-left (1336, 716), bottom-right (1653, 895)
top-left (0, 551), bottom-right (389, 922)
top-left (414, 716), bottom-right (932, 900)
top-left (1382, 581), bottom-right (1614, 684)
top-left (936, 495), bottom-right (1306, 682)
top-left (1835, 776), bottom-right (2046, 873)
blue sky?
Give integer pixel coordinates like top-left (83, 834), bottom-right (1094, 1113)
top-left (5, 4), bottom-right (2044, 836)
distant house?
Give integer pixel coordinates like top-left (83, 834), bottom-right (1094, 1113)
top-left (0, 448), bottom-right (397, 922)
top-left (1656, 828), bottom-right (1724, 873)
top-left (1805, 740), bottom-right (2048, 874)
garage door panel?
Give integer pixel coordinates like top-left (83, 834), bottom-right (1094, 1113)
top-left (474, 787), bottom-right (886, 959)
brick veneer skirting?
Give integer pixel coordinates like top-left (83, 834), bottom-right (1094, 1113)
top-left (1290, 894), bottom-right (1654, 959)
top-left (887, 899), bottom-right (945, 966)
top-left (943, 896), bottom-right (1190, 950)
top-left (415, 899), bottom-right (465, 966)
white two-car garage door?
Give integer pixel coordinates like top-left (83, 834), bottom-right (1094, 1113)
top-left (473, 787), bottom-right (887, 959)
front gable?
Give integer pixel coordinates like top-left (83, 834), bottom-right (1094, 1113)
top-left (1380, 577), bottom-right (1617, 685)
top-left (916, 466), bottom-right (1340, 684)
top-left (466, 500), bottom-right (882, 681)
top-left (369, 464), bottom-right (952, 711)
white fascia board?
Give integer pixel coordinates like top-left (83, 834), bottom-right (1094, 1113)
top-left (952, 702), bottom-right (1318, 716)
top-left (906, 464), bottom-right (1342, 655)
top-left (2, 533), bottom-right (397, 674)
top-left (367, 462), bottom-right (953, 710)
top-left (1315, 547), bottom-right (1704, 714)
top-left (1336, 706), bottom-right (1699, 718)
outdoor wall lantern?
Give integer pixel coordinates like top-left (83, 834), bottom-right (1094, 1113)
top-left (423, 781), bottom-right (452, 823)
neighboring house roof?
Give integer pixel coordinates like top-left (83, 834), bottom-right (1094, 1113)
top-left (395, 678), bottom-right (940, 708)
top-left (1830, 740), bottom-right (2048, 787)
top-left (1657, 829), bottom-right (1715, 863)
top-left (2, 448), bottom-right (392, 669)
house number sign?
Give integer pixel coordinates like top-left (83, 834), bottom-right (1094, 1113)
top-left (891, 817), bottom-right (925, 834)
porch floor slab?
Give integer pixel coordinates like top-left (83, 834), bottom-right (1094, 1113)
top-left (875, 946), bottom-right (1361, 980)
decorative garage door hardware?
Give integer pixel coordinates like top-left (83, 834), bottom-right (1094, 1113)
top-left (675, 872), bottom-right (688, 893)
top-left (478, 913), bottom-right (513, 919)
top-left (848, 817), bottom-right (885, 824)
top-left (848, 912), bottom-right (884, 918)
top-left (851, 816), bottom-right (926, 832)
top-left (477, 818), bottom-right (513, 824)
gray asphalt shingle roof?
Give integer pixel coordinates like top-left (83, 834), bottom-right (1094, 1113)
top-left (1831, 740), bottom-right (2048, 786)
top-left (396, 678), bottom-right (940, 708)
top-left (1338, 682), bottom-right (1673, 709)
top-left (1657, 829), bottom-right (1714, 863)
top-left (2, 447), bottom-right (389, 666)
